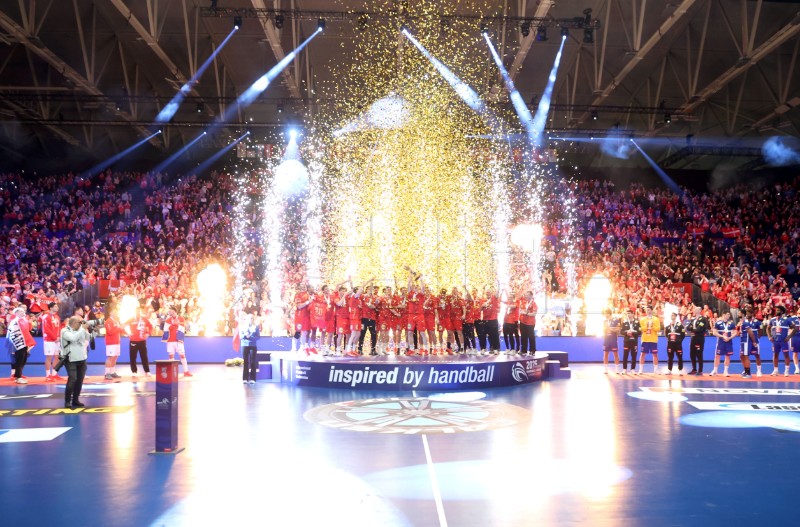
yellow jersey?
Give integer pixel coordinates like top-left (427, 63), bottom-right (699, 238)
top-left (640, 316), bottom-right (661, 343)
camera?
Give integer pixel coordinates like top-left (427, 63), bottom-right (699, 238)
top-left (83, 319), bottom-right (102, 329)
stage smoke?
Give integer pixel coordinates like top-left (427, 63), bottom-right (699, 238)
top-left (334, 95), bottom-right (410, 135)
top-left (762, 136), bottom-right (800, 166)
top-left (599, 131), bottom-right (634, 159)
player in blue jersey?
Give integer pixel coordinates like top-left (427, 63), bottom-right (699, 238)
top-left (768, 306), bottom-right (795, 377)
top-left (602, 309), bottom-right (620, 374)
top-left (790, 306), bottom-right (800, 375)
top-left (737, 306), bottom-right (762, 378)
top-left (711, 312), bottom-right (737, 376)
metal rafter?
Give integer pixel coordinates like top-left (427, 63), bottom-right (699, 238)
top-left (250, 0), bottom-right (301, 99)
top-left (575, 0), bottom-right (700, 125)
top-left (0, 7), bottom-right (159, 145)
top-left (0, 96), bottom-right (85, 148)
top-left (679, 12), bottom-right (800, 114)
top-left (508, 0), bottom-right (554, 81)
top-left (105, 0), bottom-right (208, 108)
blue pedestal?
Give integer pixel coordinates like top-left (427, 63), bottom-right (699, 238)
top-left (150, 360), bottom-right (183, 455)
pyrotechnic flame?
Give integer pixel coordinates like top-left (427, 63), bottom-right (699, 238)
top-left (197, 264), bottom-right (228, 336)
top-left (118, 295), bottom-right (140, 325)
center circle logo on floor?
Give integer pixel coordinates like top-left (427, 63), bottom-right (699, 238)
top-left (304, 397), bottom-right (530, 434)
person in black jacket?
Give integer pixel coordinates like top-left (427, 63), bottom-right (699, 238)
top-left (665, 312), bottom-right (686, 375)
top-left (687, 306), bottom-right (710, 375)
top-left (620, 309), bottom-right (641, 375)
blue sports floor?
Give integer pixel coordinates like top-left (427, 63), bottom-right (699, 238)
top-left (1, 362), bottom-right (799, 526)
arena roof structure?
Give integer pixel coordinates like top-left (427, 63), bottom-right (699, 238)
top-left (0, 0), bottom-right (799, 171)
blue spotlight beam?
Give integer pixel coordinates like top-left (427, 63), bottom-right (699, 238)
top-left (151, 132), bottom-right (206, 175)
top-left (630, 139), bottom-right (684, 197)
top-left (531, 36), bottom-right (567, 148)
top-left (402, 30), bottom-right (504, 133)
top-left (82, 130), bottom-right (162, 178)
top-left (156, 28), bottom-right (239, 123)
top-left (220, 29), bottom-right (321, 124)
top-left (190, 132), bottom-right (249, 176)
top-left (484, 35), bottom-right (534, 143)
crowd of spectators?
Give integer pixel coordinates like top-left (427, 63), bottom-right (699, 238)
top-left (2, 166), bottom-right (799, 339)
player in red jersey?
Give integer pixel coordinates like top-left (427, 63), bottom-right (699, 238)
top-left (377, 286), bottom-right (394, 354)
top-left (162, 307), bottom-right (191, 376)
top-left (346, 278), bottom-right (374, 355)
top-left (449, 287), bottom-right (466, 353)
top-left (310, 285), bottom-right (330, 354)
top-left (434, 288), bottom-right (452, 354)
top-left (482, 286), bottom-right (501, 354)
top-left (423, 286), bottom-right (439, 353)
top-left (40, 302), bottom-right (62, 381)
top-left (519, 290), bottom-right (538, 355)
top-left (126, 305), bottom-right (153, 377)
top-left (403, 267), bottom-right (428, 354)
top-left (294, 284), bottom-right (315, 355)
top-left (103, 307), bottom-right (123, 380)
top-left (502, 290), bottom-right (520, 355)
top-left (332, 286), bottom-right (350, 355)
top-left (465, 288), bottom-right (481, 353)
top-left (358, 285), bottom-right (380, 355)
top-left (393, 286), bottom-right (407, 352)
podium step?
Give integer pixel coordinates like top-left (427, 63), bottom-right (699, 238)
top-left (545, 351), bottom-right (569, 368)
top-left (545, 359), bottom-right (572, 379)
top-left (255, 362), bottom-right (275, 381)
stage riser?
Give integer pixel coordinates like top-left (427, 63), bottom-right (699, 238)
top-left (279, 355), bottom-right (548, 390)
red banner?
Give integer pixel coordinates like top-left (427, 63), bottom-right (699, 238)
top-left (98, 279), bottom-right (128, 298)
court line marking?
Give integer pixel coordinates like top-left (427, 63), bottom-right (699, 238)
top-left (422, 434), bottom-right (448, 527)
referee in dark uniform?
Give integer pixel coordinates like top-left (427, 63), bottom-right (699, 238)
top-left (688, 306), bottom-right (710, 375)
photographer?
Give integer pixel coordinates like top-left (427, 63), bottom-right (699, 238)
top-left (60, 316), bottom-right (91, 409)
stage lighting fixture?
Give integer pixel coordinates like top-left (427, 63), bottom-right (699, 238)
top-left (317, 18), bottom-right (326, 31)
top-left (520, 21), bottom-right (531, 37)
top-left (289, 128), bottom-right (299, 141)
top-left (196, 103), bottom-right (203, 113)
top-left (536, 26), bottom-right (547, 41)
top-left (665, 113), bottom-right (672, 124)
top-left (480, 22), bottom-right (489, 35)
top-left (275, 14), bottom-right (284, 29)
top-left (561, 27), bottom-right (569, 38)
top-left (277, 104), bottom-right (283, 113)
top-left (591, 109), bottom-right (598, 121)
top-left (400, 23), bottom-right (410, 34)
top-left (583, 28), bottom-right (594, 43)
top-left (234, 16), bottom-right (242, 30)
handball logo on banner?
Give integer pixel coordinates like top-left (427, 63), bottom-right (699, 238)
top-left (156, 397), bottom-right (177, 410)
top-left (512, 363), bottom-right (529, 383)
